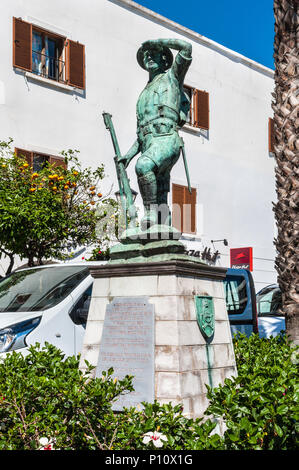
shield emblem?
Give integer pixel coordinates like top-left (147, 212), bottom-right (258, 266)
top-left (195, 295), bottom-right (215, 340)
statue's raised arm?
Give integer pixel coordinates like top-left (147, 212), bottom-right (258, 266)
top-left (138, 38), bottom-right (192, 84)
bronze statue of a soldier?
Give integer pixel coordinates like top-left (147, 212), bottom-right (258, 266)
top-left (119, 38), bottom-right (192, 230)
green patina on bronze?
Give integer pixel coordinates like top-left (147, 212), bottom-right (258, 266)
top-left (103, 38), bottom-right (201, 263)
top-left (194, 295), bottom-right (215, 341)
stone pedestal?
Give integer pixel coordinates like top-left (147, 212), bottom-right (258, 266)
top-left (79, 260), bottom-right (237, 419)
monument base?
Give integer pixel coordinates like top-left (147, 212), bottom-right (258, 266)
top-left (79, 260), bottom-right (237, 420)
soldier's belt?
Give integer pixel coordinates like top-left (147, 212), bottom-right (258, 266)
top-left (138, 121), bottom-right (178, 138)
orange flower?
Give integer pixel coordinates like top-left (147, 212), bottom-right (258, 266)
top-left (23, 163), bottom-right (29, 168)
top-left (29, 187), bottom-right (36, 192)
top-left (97, 193), bottom-right (102, 197)
top-left (64, 185), bottom-right (69, 189)
top-left (90, 201), bottom-right (95, 205)
top-left (31, 172), bottom-right (39, 179)
top-left (52, 186), bottom-right (57, 191)
top-left (73, 171), bottom-right (78, 176)
top-left (89, 186), bottom-right (95, 191)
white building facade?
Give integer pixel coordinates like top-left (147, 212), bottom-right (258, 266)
top-left (0, 0), bottom-right (277, 292)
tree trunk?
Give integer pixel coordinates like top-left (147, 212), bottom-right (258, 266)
top-left (272, 0), bottom-right (299, 344)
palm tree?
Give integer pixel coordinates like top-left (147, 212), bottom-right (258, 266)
top-left (272, 0), bottom-right (299, 343)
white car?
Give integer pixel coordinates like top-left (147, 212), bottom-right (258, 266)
top-left (256, 284), bottom-right (285, 338)
top-left (0, 263), bottom-right (95, 357)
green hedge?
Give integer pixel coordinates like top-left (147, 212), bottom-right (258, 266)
top-left (0, 343), bottom-right (219, 450)
top-left (206, 333), bottom-right (299, 450)
top-left (0, 334), bottom-right (297, 450)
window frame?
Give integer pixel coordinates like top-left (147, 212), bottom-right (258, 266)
top-left (31, 25), bottom-right (66, 84)
top-left (13, 17), bottom-right (85, 90)
top-left (183, 85), bottom-right (210, 131)
top-left (15, 148), bottom-right (67, 170)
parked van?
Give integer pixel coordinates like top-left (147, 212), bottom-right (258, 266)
top-left (0, 263), bottom-right (94, 357)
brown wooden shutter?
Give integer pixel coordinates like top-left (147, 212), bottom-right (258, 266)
top-left (172, 184), bottom-right (185, 232)
top-left (13, 17), bottom-right (32, 71)
top-left (49, 155), bottom-right (67, 169)
top-left (172, 184), bottom-right (196, 234)
top-left (194, 89), bottom-right (209, 130)
top-left (183, 187), bottom-right (196, 234)
top-left (66, 40), bottom-right (85, 89)
top-left (15, 148), bottom-right (33, 166)
top-left (268, 117), bottom-right (275, 153)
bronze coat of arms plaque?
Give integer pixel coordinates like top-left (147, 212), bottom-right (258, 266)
top-left (194, 295), bottom-right (215, 340)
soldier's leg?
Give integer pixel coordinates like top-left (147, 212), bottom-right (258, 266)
top-left (157, 171), bottom-right (171, 225)
top-left (135, 155), bottom-right (158, 229)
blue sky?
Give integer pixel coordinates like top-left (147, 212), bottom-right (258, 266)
top-left (135, 0), bottom-right (275, 70)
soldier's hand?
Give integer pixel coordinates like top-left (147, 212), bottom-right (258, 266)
top-left (141, 39), bottom-right (163, 52)
top-left (118, 155), bottom-right (130, 169)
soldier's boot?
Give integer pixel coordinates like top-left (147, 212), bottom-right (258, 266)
top-left (138, 172), bottom-right (158, 230)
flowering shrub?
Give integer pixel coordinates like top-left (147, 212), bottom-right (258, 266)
top-left (0, 343), bottom-right (218, 450)
top-left (0, 335), bottom-right (297, 450)
top-left (205, 333), bottom-right (299, 450)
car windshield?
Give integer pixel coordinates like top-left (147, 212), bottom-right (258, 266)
top-left (0, 266), bottom-right (89, 312)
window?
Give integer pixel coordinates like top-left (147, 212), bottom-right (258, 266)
top-left (268, 117), bottom-right (275, 153)
top-left (13, 17), bottom-right (85, 89)
top-left (172, 183), bottom-right (197, 234)
top-left (32, 29), bottom-right (64, 82)
top-left (256, 285), bottom-right (282, 317)
top-left (69, 284), bottom-right (92, 327)
top-left (15, 148), bottom-right (67, 170)
top-left (224, 275), bottom-right (248, 315)
top-left (183, 85), bottom-right (209, 130)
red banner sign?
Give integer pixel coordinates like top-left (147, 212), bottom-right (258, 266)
top-left (230, 247), bottom-right (253, 271)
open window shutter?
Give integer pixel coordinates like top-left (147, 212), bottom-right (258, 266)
top-left (13, 17), bottom-right (32, 71)
top-left (183, 187), bottom-right (196, 234)
top-left (268, 117), bottom-right (275, 153)
top-left (66, 40), bottom-right (85, 89)
top-left (172, 183), bottom-right (185, 232)
top-left (194, 89), bottom-right (209, 130)
top-left (15, 148), bottom-right (33, 166)
top-left (49, 155), bottom-right (67, 169)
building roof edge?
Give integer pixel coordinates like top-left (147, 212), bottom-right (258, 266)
top-left (111, 0), bottom-right (274, 78)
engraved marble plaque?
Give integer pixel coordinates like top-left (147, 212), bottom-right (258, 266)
top-left (96, 297), bottom-right (155, 410)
